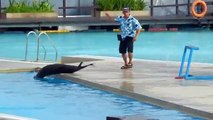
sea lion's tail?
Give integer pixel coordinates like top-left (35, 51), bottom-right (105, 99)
top-left (77, 62), bottom-right (83, 68)
top-left (78, 62), bottom-right (94, 70)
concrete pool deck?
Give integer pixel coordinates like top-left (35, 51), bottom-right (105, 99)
top-left (0, 56), bottom-right (213, 119)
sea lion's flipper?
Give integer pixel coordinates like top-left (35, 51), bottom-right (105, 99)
top-left (77, 62), bottom-right (83, 68)
top-left (79, 63), bottom-right (94, 69)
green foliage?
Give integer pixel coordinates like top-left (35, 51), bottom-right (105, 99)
top-left (96, 0), bottom-right (147, 11)
top-left (6, 0), bottom-right (54, 13)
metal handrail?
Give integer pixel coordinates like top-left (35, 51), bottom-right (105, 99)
top-left (25, 31), bottom-right (37, 61)
top-left (25, 31), bottom-right (47, 61)
top-left (38, 32), bottom-right (58, 61)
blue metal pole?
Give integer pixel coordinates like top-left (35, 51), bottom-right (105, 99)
top-left (178, 46), bottom-right (187, 77)
top-left (185, 49), bottom-right (193, 79)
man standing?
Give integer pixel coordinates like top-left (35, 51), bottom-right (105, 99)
top-left (105, 7), bottom-right (142, 69)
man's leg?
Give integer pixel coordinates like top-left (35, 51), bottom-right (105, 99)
top-left (128, 52), bottom-right (133, 65)
top-left (119, 40), bottom-right (128, 67)
top-left (122, 53), bottom-right (128, 66)
top-left (127, 37), bottom-right (134, 66)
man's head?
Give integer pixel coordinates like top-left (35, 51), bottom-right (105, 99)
top-left (122, 7), bottom-right (130, 18)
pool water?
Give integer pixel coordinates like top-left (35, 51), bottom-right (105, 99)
top-left (0, 72), bottom-right (204, 120)
top-left (0, 31), bottom-right (213, 63)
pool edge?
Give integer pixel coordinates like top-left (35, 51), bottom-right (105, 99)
top-left (58, 74), bottom-right (213, 119)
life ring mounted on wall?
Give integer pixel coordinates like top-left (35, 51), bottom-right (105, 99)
top-left (191, 0), bottom-right (207, 18)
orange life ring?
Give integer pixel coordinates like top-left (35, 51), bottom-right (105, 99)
top-left (191, 0), bottom-right (207, 18)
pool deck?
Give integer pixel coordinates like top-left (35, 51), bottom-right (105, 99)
top-left (0, 16), bottom-right (213, 28)
top-left (1, 56), bottom-right (213, 119)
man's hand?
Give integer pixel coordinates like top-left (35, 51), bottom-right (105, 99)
top-left (133, 37), bottom-right (137, 42)
top-left (105, 13), bottom-right (113, 21)
top-left (133, 29), bottom-right (141, 42)
top-left (105, 13), bottom-right (110, 17)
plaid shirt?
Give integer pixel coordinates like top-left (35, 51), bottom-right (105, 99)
top-left (114, 15), bottom-right (142, 39)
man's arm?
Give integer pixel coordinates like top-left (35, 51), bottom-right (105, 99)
top-left (133, 18), bottom-right (142, 42)
top-left (105, 13), bottom-right (114, 21)
top-left (133, 29), bottom-right (140, 42)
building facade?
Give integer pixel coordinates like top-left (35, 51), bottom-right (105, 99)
top-left (2, 0), bottom-right (94, 16)
top-left (2, 0), bottom-right (210, 16)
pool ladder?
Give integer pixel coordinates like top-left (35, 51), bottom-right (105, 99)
top-left (25, 31), bottom-right (58, 62)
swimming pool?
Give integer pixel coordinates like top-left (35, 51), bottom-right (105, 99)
top-left (0, 72), bottom-right (204, 120)
top-left (0, 31), bottom-right (213, 63)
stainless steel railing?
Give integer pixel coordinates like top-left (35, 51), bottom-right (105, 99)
top-left (25, 31), bottom-right (58, 62)
top-left (38, 32), bottom-right (58, 62)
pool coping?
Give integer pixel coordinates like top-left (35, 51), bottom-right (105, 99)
top-left (58, 74), bottom-right (213, 119)
top-left (0, 113), bottom-right (35, 120)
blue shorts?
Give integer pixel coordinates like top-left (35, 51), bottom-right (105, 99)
top-left (119, 36), bottom-right (133, 54)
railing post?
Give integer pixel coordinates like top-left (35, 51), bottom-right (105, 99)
top-left (78, 0), bottom-right (81, 15)
top-left (0, 0), bottom-right (2, 18)
top-left (93, 0), bottom-right (96, 17)
top-left (150, 0), bottom-right (153, 16)
top-left (63, 0), bottom-right (66, 18)
top-left (176, 0), bottom-right (179, 15)
top-left (187, 0), bottom-right (190, 16)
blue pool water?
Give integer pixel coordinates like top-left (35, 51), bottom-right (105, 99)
top-left (0, 72), bottom-right (204, 120)
top-left (0, 31), bottom-right (213, 63)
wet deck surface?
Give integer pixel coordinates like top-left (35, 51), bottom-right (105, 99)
top-left (0, 56), bottom-right (213, 119)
